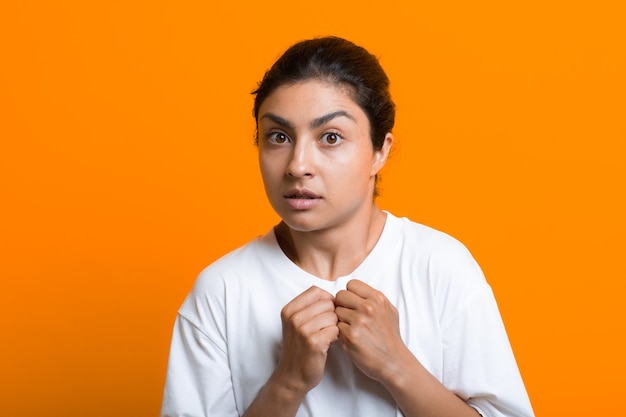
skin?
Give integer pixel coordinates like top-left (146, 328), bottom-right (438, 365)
top-left (257, 80), bottom-right (390, 278)
top-left (243, 80), bottom-right (478, 417)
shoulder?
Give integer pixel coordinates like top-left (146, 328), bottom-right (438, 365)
top-left (388, 213), bottom-right (488, 291)
top-left (191, 230), bottom-right (277, 293)
top-left (392, 214), bottom-right (478, 266)
top-left (177, 230), bottom-right (279, 324)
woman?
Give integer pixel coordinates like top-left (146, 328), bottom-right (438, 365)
top-left (161, 36), bottom-right (534, 417)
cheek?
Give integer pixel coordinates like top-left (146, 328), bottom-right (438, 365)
top-left (332, 150), bottom-right (375, 179)
top-left (259, 156), bottom-right (282, 187)
top-left (258, 152), bottom-right (272, 173)
top-left (325, 161), bottom-right (372, 196)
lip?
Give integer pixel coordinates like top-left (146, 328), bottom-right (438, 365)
top-left (283, 188), bottom-right (322, 210)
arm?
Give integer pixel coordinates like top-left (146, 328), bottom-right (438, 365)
top-left (335, 279), bottom-right (480, 417)
top-left (243, 286), bottom-right (339, 417)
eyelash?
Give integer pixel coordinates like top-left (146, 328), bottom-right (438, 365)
top-left (320, 132), bottom-right (343, 146)
top-left (264, 130), bottom-right (344, 146)
top-left (266, 131), bottom-right (290, 144)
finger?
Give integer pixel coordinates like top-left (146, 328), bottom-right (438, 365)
top-left (318, 323), bottom-right (340, 345)
top-left (299, 285), bottom-right (335, 302)
top-left (292, 311), bottom-right (339, 353)
top-left (335, 288), bottom-right (363, 310)
top-left (283, 286), bottom-right (334, 318)
top-left (334, 305), bottom-right (358, 324)
top-left (345, 279), bottom-right (377, 299)
top-left (345, 280), bottom-right (390, 312)
top-left (289, 299), bottom-right (337, 329)
top-left (336, 321), bottom-right (356, 348)
top-left (300, 311), bottom-right (339, 334)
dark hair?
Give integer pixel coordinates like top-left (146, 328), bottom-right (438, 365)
top-left (252, 36), bottom-right (395, 150)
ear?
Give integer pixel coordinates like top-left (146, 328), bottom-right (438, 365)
top-left (371, 133), bottom-right (393, 175)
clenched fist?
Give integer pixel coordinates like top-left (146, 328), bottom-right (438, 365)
top-left (275, 286), bottom-right (340, 394)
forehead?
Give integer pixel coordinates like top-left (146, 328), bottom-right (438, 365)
top-left (258, 80), bottom-right (362, 118)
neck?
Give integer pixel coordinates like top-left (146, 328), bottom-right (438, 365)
top-left (274, 204), bottom-right (387, 281)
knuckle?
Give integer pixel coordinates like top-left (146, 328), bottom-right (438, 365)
top-left (372, 292), bottom-right (386, 305)
top-left (343, 327), bottom-right (360, 345)
top-left (306, 333), bottom-right (322, 350)
top-left (280, 305), bottom-right (291, 321)
top-left (362, 302), bottom-right (376, 317)
top-left (290, 312), bottom-right (303, 326)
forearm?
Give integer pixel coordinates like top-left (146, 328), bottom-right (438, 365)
top-left (380, 349), bottom-right (480, 417)
top-left (242, 371), bottom-right (307, 417)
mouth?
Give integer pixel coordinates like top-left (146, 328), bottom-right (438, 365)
top-left (287, 194), bottom-right (316, 199)
top-left (284, 189), bottom-right (321, 199)
top-left (283, 189), bottom-right (322, 210)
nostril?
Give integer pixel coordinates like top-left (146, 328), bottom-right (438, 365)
top-left (287, 171), bottom-right (313, 178)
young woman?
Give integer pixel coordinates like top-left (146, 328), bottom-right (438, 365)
top-left (161, 36), bottom-right (534, 417)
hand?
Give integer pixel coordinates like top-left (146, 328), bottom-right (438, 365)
top-left (334, 279), bottom-right (409, 383)
top-left (275, 286), bottom-right (339, 394)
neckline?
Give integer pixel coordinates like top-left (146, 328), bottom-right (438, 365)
top-left (265, 211), bottom-right (401, 285)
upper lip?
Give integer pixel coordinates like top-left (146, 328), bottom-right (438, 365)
top-left (284, 188), bottom-right (321, 199)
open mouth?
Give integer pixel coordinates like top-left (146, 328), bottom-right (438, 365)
top-left (287, 194), bottom-right (316, 199)
top-left (284, 191), bottom-right (321, 210)
top-left (284, 189), bottom-right (320, 200)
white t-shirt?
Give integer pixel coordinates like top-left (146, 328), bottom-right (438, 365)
top-left (161, 213), bottom-right (534, 417)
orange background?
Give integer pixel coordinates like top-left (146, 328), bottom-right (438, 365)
top-left (1, 1), bottom-right (624, 416)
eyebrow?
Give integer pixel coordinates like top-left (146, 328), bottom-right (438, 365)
top-left (310, 110), bottom-right (355, 129)
top-left (260, 110), bottom-right (355, 130)
top-left (260, 113), bottom-right (293, 129)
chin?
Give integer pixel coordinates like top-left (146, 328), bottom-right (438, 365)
top-left (280, 217), bottom-right (320, 233)
top-left (277, 211), bottom-right (328, 233)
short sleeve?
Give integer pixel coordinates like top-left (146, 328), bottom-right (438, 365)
top-left (442, 286), bottom-right (534, 417)
top-left (419, 231), bottom-right (534, 417)
top-left (160, 314), bottom-right (239, 417)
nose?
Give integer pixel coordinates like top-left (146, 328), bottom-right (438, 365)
top-left (286, 139), bottom-right (315, 178)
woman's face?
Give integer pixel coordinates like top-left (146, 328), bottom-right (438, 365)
top-left (257, 80), bottom-right (391, 233)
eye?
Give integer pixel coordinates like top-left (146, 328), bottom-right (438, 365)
top-left (267, 132), bottom-right (290, 144)
top-left (321, 132), bottom-right (343, 146)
